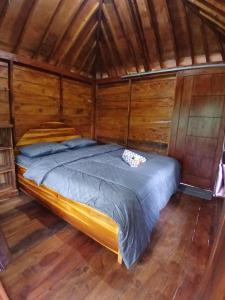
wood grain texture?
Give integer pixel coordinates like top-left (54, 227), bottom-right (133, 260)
top-left (169, 68), bottom-right (225, 190)
top-left (62, 79), bottom-right (93, 137)
top-left (0, 0), bottom-right (224, 78)
top-left (0, 62), bottom-right (9, 124)
top-left (0, 192), bottom-right (217, 299)
top-left (129, 76), bottom-right (176, 154)
top-left (95, 82), bottom-right (130, 145)
top-left (16, 165), bottom-right (119, 257)
top-left (195, 198), bottom-right (225, 300)
top-left (96, 76), bottom-right (176, 154)
top-left (13, 65), bottom-right (61, 142)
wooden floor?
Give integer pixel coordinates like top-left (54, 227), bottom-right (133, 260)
top-left (0, 192), bottom-right (217, 300)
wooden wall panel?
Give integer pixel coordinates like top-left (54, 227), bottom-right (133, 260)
top-left (96, 76), bottom-right (176, 154)
top-left (0, 62), bottom-right (9, 123)
top-left (129, 77), bottom-right (176, 154)
top-left (13, 66), bottom-right (60, 141)
top-left (95, 82), bottom-right (130, 145)
top-left (169, 68), bottom-right (225, 190)
top-left (62, 79), bottom-right (93, 137)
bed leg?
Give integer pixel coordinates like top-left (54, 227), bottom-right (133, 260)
top-left (118, 252), bottom-right (122, 265)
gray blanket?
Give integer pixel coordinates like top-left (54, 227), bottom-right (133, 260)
top-left (24, 144), bottom-right (180, 268)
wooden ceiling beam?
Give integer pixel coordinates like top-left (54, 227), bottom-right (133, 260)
top-left (32, 0), bottom-right (63, 59)
top-left (0, 0), bottom-right (8, 29)
top-left (47, 0), bottom-right (87, 63)
top-left (101, 21), bottom-right (120, 76)
top-left (145, 0), bottom-right (163, 68)
top-left (13, 0), bottom-right (38, 54)
top-left (182, 2), bottom-right (195, 64)
top-left (127, 0), bottom-right (150, 71)
top-left (112, 0), bottom-right (139, 73)
top-left (56, 1), bottom-right (99, 66)
top-left (165, 0), bottom-right (179, 66)
top-left (86, 54), bottom-right (97, 74)
top-left (184, 0), bottom-right (225, 37)
top-left (0, 49), bottom-right (92, 83)
top-left (78, 41), bottom-right (97, 72)
top-left (201, 21), bottom-right (210, 62)
top-left (70, 21), bottom-right (98, 68)
top-left (94, 0), bottom-right (104, 75)
top-left (102, 4), bottom-right (129, 73)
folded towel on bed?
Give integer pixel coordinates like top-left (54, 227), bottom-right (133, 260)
top-left (122, 149), bottom-right (146, 167)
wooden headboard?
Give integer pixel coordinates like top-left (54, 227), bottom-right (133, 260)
top-left (16, 122), bottom-right (81, 147)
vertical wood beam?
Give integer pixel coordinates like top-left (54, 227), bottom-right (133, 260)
top-left (91, 79), bottom-right (97, 139)
top-left (8, 60), bottom-right (16, 144)
top-left (126, 79), bottom-right (132, 146)
top-left (201, 21), bottom-right (210, 62)
top-left (59, 75), bottom-right (63, 122)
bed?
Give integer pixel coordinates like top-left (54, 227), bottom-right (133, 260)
top-left (16, 122), bottom-right (180, 268)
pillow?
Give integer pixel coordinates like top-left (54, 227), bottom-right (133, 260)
top-left (19, 142), bottom-right (68, 158)
top-left (62, 138), bottom-right (97, 149)
top-left (122, 149), bottom-right (146, 168)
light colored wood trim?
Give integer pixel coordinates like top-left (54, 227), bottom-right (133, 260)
top-left (16, 122), bottom-right (81, 146)
top-left (17, 165), bottom-right (119, 257)
top-left (0, 281), bottom-right (9, 300)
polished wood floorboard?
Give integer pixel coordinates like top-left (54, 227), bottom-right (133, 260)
top-left (0, 192), bottom-right (217, 300)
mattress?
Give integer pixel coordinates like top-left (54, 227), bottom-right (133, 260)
top-left (17, 144), bottom-right (180, 268)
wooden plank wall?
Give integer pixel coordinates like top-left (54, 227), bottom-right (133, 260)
top-left (0, 62), bottom-right (93, 142)
top-left (129, 77), bottom-right (176, 154)
top-left (62, 79), bottom-right (93, 137)
top-left (13, 66), bottom-right (60, 141)
top-left (96, 76), bottom-right (176, 154)
top-left (95, 82), bottom-right (130, 145)
top-left (0, 62), bottom-right (9, 123)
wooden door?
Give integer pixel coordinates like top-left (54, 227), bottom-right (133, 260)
top-left (169, 68), bottom-right (225, 190)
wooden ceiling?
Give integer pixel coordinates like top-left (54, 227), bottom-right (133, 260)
top-left (0, 0), bottom-right (224, 79)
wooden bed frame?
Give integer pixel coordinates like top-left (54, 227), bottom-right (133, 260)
top-left (16, 122), bottom-right (122, 264)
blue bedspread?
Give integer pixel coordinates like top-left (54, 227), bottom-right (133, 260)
top-left (23, 144), bottom-right (180, 268)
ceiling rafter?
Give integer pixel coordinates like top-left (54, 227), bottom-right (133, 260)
top-left (184, 1), bottom-right (225, 61)
top-left (56, 1), bottom-right (99, 66)
top-left (102, 4), bottom-right (129, 73)
top-left (71, 21), bottom-right (98, 68)
top-left (13, 0), bottom-right (37, 53)
top-left (112, 0), bottom-right (139, 73)
top-left (165, 0), bottom-right (179, 66)
top-left (201, 21), bottom-right (210, 62)
top-left (32, 0), bottom-right (63, 59)
top-left (47, 0), bottom-right (87, 63)
top-left (184, 0), bottom-right (225, 37)
top-left (101, 21), bottom-right (120, 76)
top-left (78, 40), bottom-right (97, 72)
top-left (127, 0), bottom-right (150, 71)
top-left (182, 1), bottom-right (195, 64)
top-left (145, 0), bottom-right (163, 68)
top-left (0, 0), bottom-right (9, 29)
top-left (93, 0), bottom-right (104, 75)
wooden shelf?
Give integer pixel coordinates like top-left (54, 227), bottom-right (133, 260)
top-left (0, 166), bottom-right (14, 174)
top-left (0, 147), bottom-right (12, 151)
top-left (0, 126), bottom-right (17, 199)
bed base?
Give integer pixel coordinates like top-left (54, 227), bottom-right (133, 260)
top-left (15, 122), bottom-right (122, 265)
